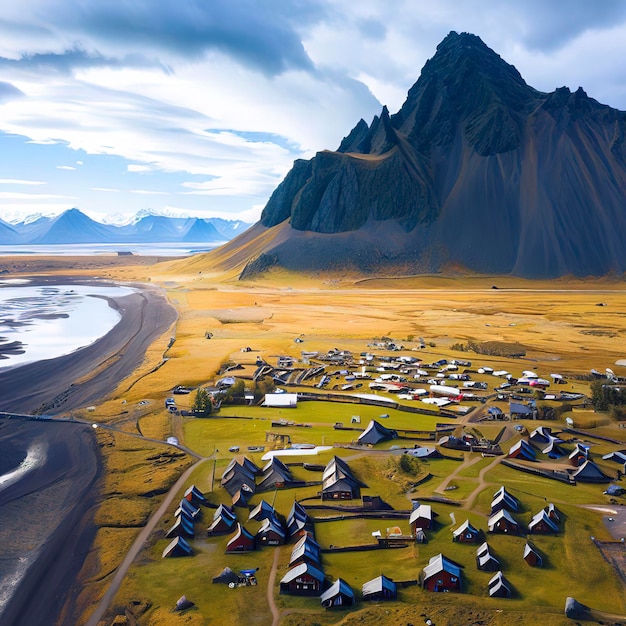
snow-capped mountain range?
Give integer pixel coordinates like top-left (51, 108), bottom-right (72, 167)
top-left (0, 208), bottom-right (250, 245)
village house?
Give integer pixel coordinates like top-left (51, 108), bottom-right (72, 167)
top-left (321, 456), bottom-right (363, 500)
top-left (488, 571), bottom-right (512, 598)
top-left (257, 457), bottom-right (295, 491)
top-left (528, 509), bottom-right (559, 534)
top-left (421, 553), bottom-right (463, 592)
top-left (286, 501), bottom-right (314, 539)
top-left (523, 542), bottom-right (543, 567)
top-left (452, 519), bottom-right (481, 543)
top-left (476, 542), bottom-right (500, 571)
top-left (289, 534), bottom-right (322, 568)
top-left (572, 459), bottom-right (612, 483)
top-left (488, 509), bottom-right (520, 534)
top-left (175, 498), bottom-right (201, 521)
top-left (490, 486), bottom-right (520, 515)
top-left (568, 443), bottom-right (589, 466)
top-left (184, 484), bottom-right (210, 507)
top-left (409, 504), bottom-right (434, 534)
top-left (320, 578), bottom-right (355, 608)
top-left (280, 562), bottom-right (325, 595)
top-left (207, 504), bottom-right (237, 535)
top-left (357, 419), bottom-right (398, 445)
top-left (248, 499), bottom-right (276, 522)
top-left (162, 536), bottom-right (192, 558)
top-left (166, 513), bottom-right (195, 539)
top-left (256, 515), bottom-right (286, 546)
top-left (225, 523), bottom-right (256, 552)
top-left (507, 439), bottom-right (537, 461)
top-left (362, 574), bottom-right (397, 601)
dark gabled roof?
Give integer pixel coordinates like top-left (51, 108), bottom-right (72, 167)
top-left (290, 535), bottom-right (321, 565)
top-left (322, 456), bottom-right (354, 482)
top-left (358, 420), bottom-right (398, 445)
top-left (523, 542), bottom-right (543, 564)
top-left (488, 571), bottom-right (511, 597)
top-left (166, 514), bottom-right (195, 539)
top-left (248, 499), bottom-right (275, 521)
top-left (320, 578), bottom-right (355, 603)
top-left (572, 459), bottom-right (612, 482)
top-left (280, 562), bottom-right (325, 585)
top-left (257, 515), bottom-right (286, 538)
top-left (257, 463), bottom-right (293, 491)
top-left (262, 456), bottom-right (290, 474)
top-left (362, 574), bottom-right (396, 597)
top-left (226, 523), bottom-right (254, 548)
top-left (232, 488), bottom-right (252, 507)
top-left (287, 501), bottom-right (308, 522)
top-left (221, 471), bottom-right (257, 497)
top-left (508, 439), bottom-right (536, 460)
top-left (184, 484), bottom-right (209, 505)
top-left (162, 536), bottom-right (192, 558)
top-left (175, 498), bottom-right (200, 519)
top-left (213, 504), bottom-right (236, 521)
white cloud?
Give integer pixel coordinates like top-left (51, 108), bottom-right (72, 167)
top-left (0, 178), bottom-right (46, 185)
top-left (56, 165), bottom-right (75, 170)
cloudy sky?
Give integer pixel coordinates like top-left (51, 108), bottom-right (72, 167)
top-left (1, 0), bottom-right (626, 224)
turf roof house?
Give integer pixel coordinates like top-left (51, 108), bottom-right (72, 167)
top-left (320, 578), bottom-right (355, 609)
top-left (321, 456), bottom-right (364, 500)
top-left (362, 574), bottom-right (397, 601)
top-left (357, 419), bottom-right (398, 445)
top-left (421, 553), bottom-right (463, 592)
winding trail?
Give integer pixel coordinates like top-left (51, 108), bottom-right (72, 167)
top-left (462, 455), bottom-right (505, 513)
top-left (434, 452), bottom-right (480, 494)
top-left (267, 546), bottom-right (282, 626)
top-left (85, 455), bottom-right (210, 626)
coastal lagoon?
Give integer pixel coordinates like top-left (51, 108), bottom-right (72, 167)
top-left (0, 242), bottom-right (221, 257)
top-left (0, 281), bottom-right (134, 370)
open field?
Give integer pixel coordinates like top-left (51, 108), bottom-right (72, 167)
top-left (2, 258), bottom-right (626, 625)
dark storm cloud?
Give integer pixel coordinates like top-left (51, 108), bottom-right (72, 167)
top-left (0, 81), bottom-right (24, 101)
top-left (0, 47), bottom-right (168, 75)
top-left (43, 0), bottom-right (326, 76)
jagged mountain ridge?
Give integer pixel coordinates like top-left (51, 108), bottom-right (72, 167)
top-left (1, 208), bottom-right (250, 245)
top-left (241, 31), bottom-right (626, 278)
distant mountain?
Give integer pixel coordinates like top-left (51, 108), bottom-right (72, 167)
top-left (205, 31), bottom-right (626, 279)
top-left (2, 209), bottom-right (250, 245)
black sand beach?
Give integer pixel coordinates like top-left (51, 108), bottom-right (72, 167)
top-left (0, 276), bottom-right (177, 625)
top-left (0, 277), bottom-right (177, 414)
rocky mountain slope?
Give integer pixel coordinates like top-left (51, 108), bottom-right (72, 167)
top-left (217, 31), bottom-right (626, 278)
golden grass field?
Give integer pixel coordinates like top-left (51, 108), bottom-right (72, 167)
top-left (8, 256), bottom-right (626, 626)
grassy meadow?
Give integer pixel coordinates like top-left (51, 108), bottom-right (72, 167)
top-left (24, 258), bottom-right (626, 626)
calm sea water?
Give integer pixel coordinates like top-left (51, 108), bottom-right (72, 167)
top-left (0, 281), bottom-right (134, 370)
top-left (0, 242), bottom-right (221, 256)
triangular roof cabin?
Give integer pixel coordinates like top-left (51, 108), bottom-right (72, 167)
top-left (528, 510), bottom-right (559, 534)
top-left (232, 488), bottom-right (252, 508)
top-left (225, 523), bottom-right (256, 552)
top-left (362, 574), bottom-right (397, 601)
top-left (452, 519), bottom-right (481, 543)
top-left (257, 462), bottom-right (294, 492)
top-left (248, 499), bottom-right (276, 521)
top-left (224, 456), bottom-right (261, 477)
top-left (529, 426), bottom-right (558, 445)
top-left (166, 513), bottom-right (195, 539)
top-left (488, 571), bottom-right (512, 598)
top-left (280, 562), bottom-right (325, 595)
top-left (320, 578), bottom-right (355, 608)
top-left (572, 460), bottom-right (612, 483)
top-left (507, 439), bottom-right (536, 461)
top-left (410, 504), bottom-right (434, 532)
top-left (262, 456), bottom-right (291, 475)
top-left (490, 487), bottom-right (520, 515)
top-left (184, 484), bottom-right (210, 506)
top-left (358, 420), bottom-right (398, 445)
top-left (175, 498), bottom-right (201, 520)
top-left (488, 509), bottom-right (519, 534)
top-left (256, 515), bottom-right (287, 546)
top-left (545, 502), bottom-right (560, 522)
top-left (523, 542), bottom-right (543, 567)
top-left (207, 510), bottom-right (237, 536)
top-left (602, 450), bottom-right (626, 465)
top-left (568, 443), bottom-right (589, 466)
top-left (289, 534), bottom-right (322, 567)
top-left (162, 536), bottom-right (192, 558)
top-left (476, 542), bottom-right (500, 571)
top-left (212, 566), bottom-right (240, 585)
top-left (421, 554), bottom-right (462, 592)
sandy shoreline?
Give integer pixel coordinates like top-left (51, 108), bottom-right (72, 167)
top-left (0, 275), bottom-right (177, 625)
